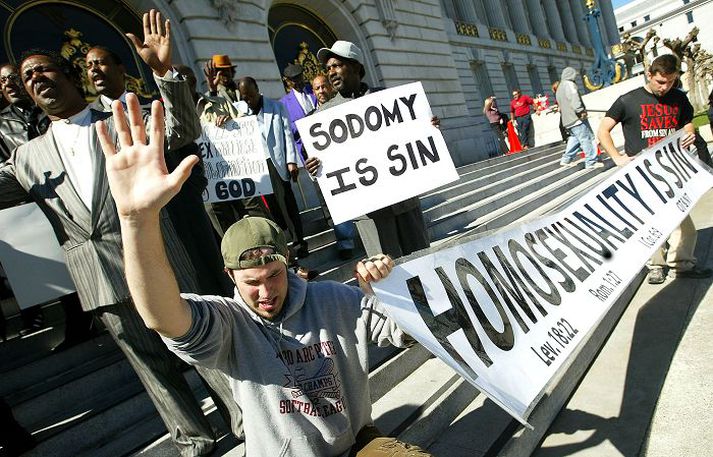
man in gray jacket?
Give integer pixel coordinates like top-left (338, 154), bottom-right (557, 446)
top-left (556, 67), bottom-right (603, 169)
top-left (99, 93), bottom-right (432, 457)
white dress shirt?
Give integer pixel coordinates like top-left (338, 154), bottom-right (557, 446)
top-left (52, 106), bottom-right (95, 209)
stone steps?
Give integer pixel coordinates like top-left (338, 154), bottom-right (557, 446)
top-left (0, 142), bottom-right (616, 456)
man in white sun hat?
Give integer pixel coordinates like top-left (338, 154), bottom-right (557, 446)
top-left (305, 40), bottom-right (435, 260)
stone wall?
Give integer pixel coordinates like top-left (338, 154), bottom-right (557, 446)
top-left (135, 0), bottom-right (597, 166)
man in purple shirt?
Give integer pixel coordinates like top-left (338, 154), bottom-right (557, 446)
top-left (280, 63), bottom-right (316, 162)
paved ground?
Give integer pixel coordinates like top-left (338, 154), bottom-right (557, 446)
top-left (533, 189), bottom-right (713, 457)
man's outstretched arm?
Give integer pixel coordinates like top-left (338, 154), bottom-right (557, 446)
top-left (97, 94), bottom-right (199, 337)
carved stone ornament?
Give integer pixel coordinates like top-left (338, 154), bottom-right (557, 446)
top-left (211, 0), bottom-right (242, 27)
top-left (375, 0), bottom-right (399, 40)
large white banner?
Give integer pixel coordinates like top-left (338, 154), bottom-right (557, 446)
top-left (0, 204), bottom-right (75, 309)
top-left (373, 131), bottom-right (713, 425)
top-left (296, 82), bottom-right (459, 224)
top-left (197, 116), bottom-right (273, 203)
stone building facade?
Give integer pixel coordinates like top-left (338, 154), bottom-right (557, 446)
top-left (0, 0), bottom-right (620, 163)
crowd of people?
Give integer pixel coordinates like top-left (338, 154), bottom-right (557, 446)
top-left (1, 5), bottom-right (712, 456)
top-left (0, 8), bottom-right (432, 457)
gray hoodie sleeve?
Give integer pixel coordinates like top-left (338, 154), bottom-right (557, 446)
top-left (361, 295), bottom-right (414, 348)
top-left (161, 294), bottom-right (237, 370)
top-left (566, 82), bottom-right (585, 115)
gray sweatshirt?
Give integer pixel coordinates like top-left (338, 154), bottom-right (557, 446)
top-left (556, 67), bottom-right (586, 129)
top-left (163, 272), bottom-right (411, 457)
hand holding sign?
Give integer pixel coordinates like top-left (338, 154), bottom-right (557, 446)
top-left (296, 82), bottom-right (457, 224)
top-left (355, 254), bottom-right (394, 295)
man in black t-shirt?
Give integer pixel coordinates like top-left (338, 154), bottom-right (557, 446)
top-left (598, 54), bottom-right (711, 285)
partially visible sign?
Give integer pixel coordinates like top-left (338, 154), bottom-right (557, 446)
top-left (0, 204), bottom-right (75, 309)
top-left (197, 116), bottom-right (273, 203)
top-left (296, 82), bottom-right (458, 224)
top-left (374, 131), bottom-right (713, 425)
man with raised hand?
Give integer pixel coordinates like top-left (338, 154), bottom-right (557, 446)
top-left (598, 54), bottom-right (711, 285)
top-left (0, 10), bottom-right (238, 455)
top-left (85, 37), bottom-right (233, 298)
top-left (99, 91), bottom-right (432, 457)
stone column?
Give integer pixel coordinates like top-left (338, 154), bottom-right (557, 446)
top-left (570, 0), bottom-right (592, 47)
top-left (525, 0), bottom-right (549, 38)
top-left (454, 0), bottom-right (480, 23)
top-left (474, 0), bottom-right (491, 24)
top-left (558, 0), bottom-right (580, 44)
top-left (505, 0), bottom-right (531, 35)
top-left (541, 0), bottom-right (566, 42)
top-left (440, 0), bottom-right (457, 20)
top-left (483, 0), bottom-right (508, 29)
top-left (599, 0), bottom-right (621, 46)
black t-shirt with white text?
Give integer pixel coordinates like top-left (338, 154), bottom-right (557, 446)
top-left (605, 87), bottom-right (693, 156)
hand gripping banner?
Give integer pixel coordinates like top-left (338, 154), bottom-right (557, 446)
top-left (373, 131), bottom-right (713, 425)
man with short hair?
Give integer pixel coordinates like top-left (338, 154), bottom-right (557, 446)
top-left (598, 54), bottom-right (711, 284)
top-left (97, 94), bottom-right (432, 456)
top-left (509, 88), bottom-right (535, 149)
top-left (0, 63), bottom-right (48, 162)
top-left (238, 76), bottom-right (309, 259)
top-left (306, 40), bottom-right (431, 259)
top-left (85, 45), bottom-right (232, 297)
top-left (556, 67), bottom-right (602, 169)
top-left (0, 62), bottom-right (92, 349)
top-left (312, 74), bottom-right (335, 107)
top-left (280, 63), bottom-right (316, 161)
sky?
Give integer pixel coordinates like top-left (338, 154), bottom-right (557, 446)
top-left (612, 0), bottom-right (636, 8)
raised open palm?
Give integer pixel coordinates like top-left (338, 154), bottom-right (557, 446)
top-left (97, 93), bottom-right (197, 219)
top-left (127, 9), bottom-right (172, 76)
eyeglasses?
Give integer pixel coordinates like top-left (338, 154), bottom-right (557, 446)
top-left (0, 73), bottom-right (20, 86)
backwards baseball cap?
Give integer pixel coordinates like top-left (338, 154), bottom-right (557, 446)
top-left (317, 40), bottom-right (365, 78)
top-left (211, 54), bottom-right (236, 69)
top-left (221, 217), bottom-right (289, 269)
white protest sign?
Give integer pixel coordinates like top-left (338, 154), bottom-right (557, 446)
top-left (197, 116), bottom-right (273, 203)
top-left (0, 204), bottom-right (75, 309)
top-left (296, 82), bottom-right (458, 224)
top-left (373, 131), bottom-right (713, 425)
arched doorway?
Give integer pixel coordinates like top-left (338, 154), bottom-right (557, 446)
top-left (268, 3), bottom-right (337, 90)
top-left (1, 0), bottom-right (156, 100)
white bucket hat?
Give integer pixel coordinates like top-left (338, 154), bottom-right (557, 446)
top-left (317, 40), bottom-right (365, 78)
